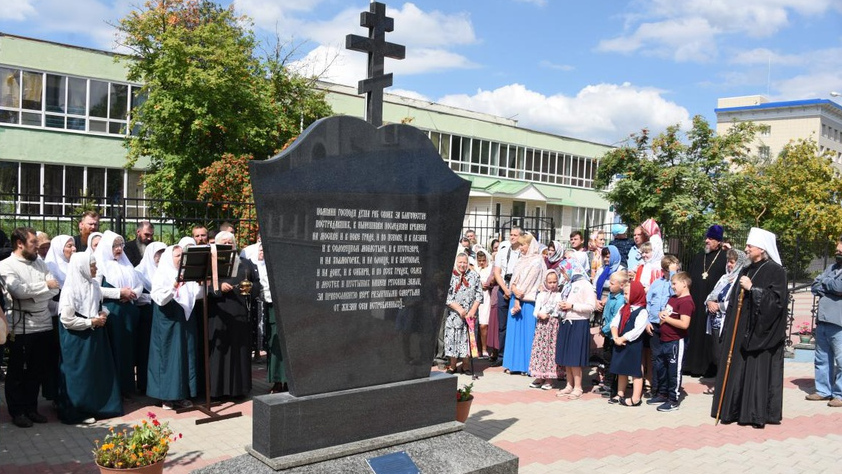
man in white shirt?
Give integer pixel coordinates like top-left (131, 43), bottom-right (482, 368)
top-left (491, 226), bottom-right (522, 366)
top-left (0, 227), bottom-right (60, 428)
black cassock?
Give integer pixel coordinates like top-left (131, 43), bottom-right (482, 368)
top-left (206, 256), bottom-right (259, 398)
top-left (711, 258), bottom-right (787, 428)
top-left (685, 248), bottom-right (728, 376)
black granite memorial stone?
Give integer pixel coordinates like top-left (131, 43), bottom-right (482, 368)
top-left (250, 115), bottom-right (470, 397)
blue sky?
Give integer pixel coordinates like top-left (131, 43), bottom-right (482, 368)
top-left (3, 0), bottom-right (841, 144)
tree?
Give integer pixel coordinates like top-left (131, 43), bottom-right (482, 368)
top-left (594, 116), bottom-right (757, 235)
top-left (117, 0), bottom-right (330, 223)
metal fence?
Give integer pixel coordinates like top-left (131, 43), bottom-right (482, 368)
top-left (0, 192), bottom-right (258, 245)
top-left (462, 209), bottom-right (555, 249)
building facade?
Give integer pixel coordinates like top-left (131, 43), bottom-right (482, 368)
top-left (0, 32), bottom-right (613, 245)
top-left (715, 95), bottom-right (842, 167)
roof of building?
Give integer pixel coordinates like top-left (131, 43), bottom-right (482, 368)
top-left (715, 98), bottom-right (842, 114)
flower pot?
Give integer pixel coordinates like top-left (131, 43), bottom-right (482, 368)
top-left (456, 396), bottom-right (473, 423)
top-left (97, 461), bottom-right (164, 474)
top-left (799, 334), bottom-right (812, 344)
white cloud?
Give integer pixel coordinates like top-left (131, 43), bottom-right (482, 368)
top-left (437, 82), bottom-right (690, 144)
top-left (774, 72), bottom-right (842, 101)
top-left (539, 60), bottom-right (574, 71)
top-left (0, 0), bottom-right (36, 21)
top-left (600, 0), bottom-right (835, 62)
top-left (513, 0), bottom-right (548, 7)
top-left (729, 48), bottom-right (805, 67)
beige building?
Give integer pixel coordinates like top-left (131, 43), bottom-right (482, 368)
top-left (715, 95), bottom-right (842, 167)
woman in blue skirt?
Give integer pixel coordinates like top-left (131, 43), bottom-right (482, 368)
top-left (503, 233), bottom-right (544, 374)
top-left (555, 259), bottom-right (596, 400)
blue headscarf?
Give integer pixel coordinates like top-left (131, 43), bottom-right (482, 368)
top-left (595, 245), bottom-right (621, 297)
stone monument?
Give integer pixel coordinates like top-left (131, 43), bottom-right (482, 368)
top-left (195, 3), bottom-right (517, 472)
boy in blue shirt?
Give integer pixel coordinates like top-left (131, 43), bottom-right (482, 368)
top-left (645, 255), bottom-right (680, 397)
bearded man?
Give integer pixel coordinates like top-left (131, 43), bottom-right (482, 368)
top-left (685, 225), bottom-right (729, 377)
top-left (0, 227), bottom-right (61, 428)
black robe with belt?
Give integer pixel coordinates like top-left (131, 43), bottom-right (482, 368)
top-left (685, 248), bottom-right (728, 376)
top-left (711, 258), bottom-right (787, 428)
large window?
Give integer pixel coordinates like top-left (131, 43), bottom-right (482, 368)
top-left (0, 65), bottom-right (141, 136)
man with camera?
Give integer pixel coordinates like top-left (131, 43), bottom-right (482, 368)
top-left (491, 226), bottom-right (522, 366)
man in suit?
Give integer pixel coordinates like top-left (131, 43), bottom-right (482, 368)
top-left (124, 221), bottom-right (155, 266)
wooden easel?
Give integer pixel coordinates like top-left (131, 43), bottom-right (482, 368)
top-left (175, 244), bottom-right (243, 425)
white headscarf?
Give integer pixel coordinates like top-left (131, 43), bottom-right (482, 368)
top-left (85, 231), bottom-right (104, 254)
top-left (746, 227), bottom-right (781, 265)
top-left (59, 252), bottom-right (101, 318)
top-left (44, 234), bottom-right (74, 287)
top-left (135, 241), bottom-right (167, 292)
top-left (152, 245), bottom-right (200, 319)
top-left (178, 236), bottom-right (197, 248)
top-left (94, 230), bottom-right (139, 289)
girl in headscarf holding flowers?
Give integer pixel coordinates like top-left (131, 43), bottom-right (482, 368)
top-left (555, 259), bottom-right (596, 400)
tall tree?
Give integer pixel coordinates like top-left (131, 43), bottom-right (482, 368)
top-left (117, 0), bottom-right (329, 221)
top-left (594, 116), bottom-right (757, 235)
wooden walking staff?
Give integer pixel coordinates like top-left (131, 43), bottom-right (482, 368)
top-left (715, 288), bottom-right (745, 425)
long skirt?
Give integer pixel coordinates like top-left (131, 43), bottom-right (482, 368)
top-left (556, 319), bottom-right (590, 368)
top-left (486, 285), bottom-right (501, 350)
top-left (503, 299), bottom-right (537, 373)
top-left (135, 302), bottom-right (153, 394)
top-left (444, 311), bottom-right (470, 358)
top-left (103, 295), bottom-right (139, 396)
top-left (609, 338), bottom-right (644, 377)
top-left (529, 316), bottom-right (562, 379)
top-left (146, 301), bottom-right (198, 402)
top-left (57, 324), bottom-right (123, 424)
top-left (266, 305), bottom-right (286, 384)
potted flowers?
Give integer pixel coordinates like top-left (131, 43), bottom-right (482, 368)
top-left (456, 382), bottom-right (474, 423)
top-left (93, 412), bottom-right (181, 473)
top-left (796, 321), bottom-right (813, 344)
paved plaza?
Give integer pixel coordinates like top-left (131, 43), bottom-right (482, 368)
top-left (1, 292), bottom-right (837, 474)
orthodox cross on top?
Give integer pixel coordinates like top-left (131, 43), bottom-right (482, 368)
top-left (345, 1), bottom-right (405, 127)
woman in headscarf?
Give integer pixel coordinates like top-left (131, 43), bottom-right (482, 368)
top-left (545, 240), bottom-right (563, 270)
top-left (44, 235), bottom-right (75, 287)
top-left (93, 230), bottom-right (142, 397)
top-left (43, 234), bottom-right (75, 400)
top-left (608, 280), bottom-right (649, 406)
top-left (148, 244), bottom-right (201, 410)
top-left (554, 259), bottom-right (596, 399)
top-left (528, 269), bottom-right (563, 390)
top-left (56, 252), bottom-right (122, 424)
top-left (705, 249), bottom-right (748, 367)
top-left (595, 245), bottom-right (622, 301)
top-left (503, 233), bottom-right (544, 374)
top-left (86, 232), bottom-right (103, 254)
top-left (133, 241), bottom-right (167, 395)
top-left (475, 249), bottom-right (494, 359)
top-left (206, 230), bottom-right (258, 398)
top-left (444, 253), bottom-right (483, 374)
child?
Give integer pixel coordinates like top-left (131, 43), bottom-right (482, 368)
top-left (633, 242), bottom-right (662, 290)
top-left (608, 280), bottom-right (649, 406)
top-left (644, 255), bottom-right (680, 397)
top-left (649, 271), bottom-right (695, 412)
top-left (528, 270), bottom-right (563, 390)
top-left (596, 272), bottom-right (627, 397)
top-left (555, 260), bottom-right (596, 400)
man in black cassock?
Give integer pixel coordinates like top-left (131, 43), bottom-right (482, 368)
top-left (712, 227), bottom-right (787, 428)
top-left (685, 225), bottom-right (728, 377)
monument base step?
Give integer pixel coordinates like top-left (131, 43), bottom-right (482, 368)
top-left (192, 430), bottom-right (517, 474)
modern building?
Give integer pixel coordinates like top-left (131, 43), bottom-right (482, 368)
top-left (715, 95), bottom-right (842, 167)
top-left (0, 32), bottom-right (613, 244)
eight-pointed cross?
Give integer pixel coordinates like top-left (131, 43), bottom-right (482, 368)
top-left (346, 2), bottom-right (406, 127)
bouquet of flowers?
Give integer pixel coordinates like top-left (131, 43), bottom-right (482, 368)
top-left (93, 412), bottom-right (181, 469)
top-left (796, 321), bottom-right (812, 335)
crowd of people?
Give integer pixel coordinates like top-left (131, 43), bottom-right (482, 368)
top-left (0, 212), bottom-right (283, 428)
top-left (443, 221), bottom-right (790, 427)
top-left (0, 209), bottom-right (824, 431)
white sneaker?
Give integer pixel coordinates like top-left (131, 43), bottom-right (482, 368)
top-left (81, 417), bottom-right (96, 424)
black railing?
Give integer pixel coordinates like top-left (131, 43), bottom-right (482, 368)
top-left (462, 210), bottom-right (555, 249)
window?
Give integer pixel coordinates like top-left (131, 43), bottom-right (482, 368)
top-left (0, 65), bottom-right (139, 135)
top-left (758, 146), bottom-right (771, 161)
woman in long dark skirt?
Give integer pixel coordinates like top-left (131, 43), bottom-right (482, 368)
top-left (147, 245), bottom-right (201, 410)
top-left (57, 252), bottom-right (122, 424)
top-left (93, 231), bottom-right (142, 397)
top-left (133, 241), bottom-right (167, 395)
